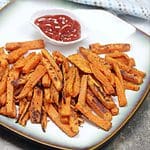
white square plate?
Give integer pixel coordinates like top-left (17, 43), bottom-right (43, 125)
top-left (0, 0), bottom-right (150, 149)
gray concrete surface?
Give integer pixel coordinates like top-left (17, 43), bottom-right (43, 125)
top-left (0, 92), bottom-right (150, 150)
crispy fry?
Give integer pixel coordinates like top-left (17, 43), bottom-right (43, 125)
top-left (6, 70), bottom-right (16, 118)
top-left (72, 67), bottom-right (80, 97)
top-left (86, 93), bottom-right (112, 121)
top-left (110, 105), bottom-right (119, 116)
top-left (14, 56), bottom-right (26, 69)
top-left (16, 64), bottom-right (46, 99)
top-left (5, 39), bottom-right (45, 51)
top-left (42, 49), bottom-right (63, 81)
top-left (90, 43), bottom-right (130, 54)
top-left (121, 70), bottom-right (143, 84)
top-left (76, 103), bottom-right (112, 131)
top-left (45, 104), bottom-right (77, 137)
top-left (7, 47), bottom-right (29, 63)
top-left (42, 57), bottom-right (62, 91)
top-left (22, 54), bottom-right (41, 73)
top-left (123, 80), bottom-right (140, 91)
top-left (68, 53), bottom-right (91, 73)
top-left (113, 63), bottom-right (123, 85)
top-left (0, 68), bottom-right (8, 95)
top-left (77, 75), bottom-right (88, 106)
top-left (115, 76), bottom-right (127, 107)
top-left (65, 66), bottom-right (76, 96)
top-left (42, 73), bottom-right (51, 88)
top-left (30, 87), bottom-right (43, 123)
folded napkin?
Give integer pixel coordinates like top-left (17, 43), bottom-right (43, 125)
top-left (68, 0), bottom-right (150, 20)
top-left (0, 0), bottom-right (10, 10)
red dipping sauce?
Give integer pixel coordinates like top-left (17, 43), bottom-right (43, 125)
top-left (34, 15), bottom-right (81, 42)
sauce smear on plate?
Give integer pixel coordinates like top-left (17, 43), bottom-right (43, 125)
top-left (34, 15), bottom-right (81, 42)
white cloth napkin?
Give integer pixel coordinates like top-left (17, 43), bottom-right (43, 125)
top-left (68, 0), bottom-right (150, 20)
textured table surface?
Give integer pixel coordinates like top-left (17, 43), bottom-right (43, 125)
top-left (0, 91), bottom-right (149, 150)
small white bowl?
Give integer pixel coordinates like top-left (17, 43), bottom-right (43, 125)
top-left (30, 8), bottom-right (87, 46)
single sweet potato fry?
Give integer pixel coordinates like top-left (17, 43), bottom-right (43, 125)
top-left (42, 57), bottom-right (62, 91)
top-left (5, 39), bottom-right (45, 51)
top-left (123, 80), bottom-right (140, 91)
top-left (22, 54), bottom-right (41, 73)
top-left (65, 66), bottom-right (76, 96)
top-left (90, 43), bottom-right (130, 54)
top-left (30, 87), bottom-right (43, 123)
top-left (72, 67), bottom-right (80, 97)
top-left (110, 105), bottom-right (119, 116)
top-left (7, 47), bottom-right (29, 63)
top-left (77, 75), bottom-right (88, 106)
top-left (68, 53), bottom-right (91, 73)
top-left (115, 76), bottom-right (127, 107)
top-left (42, 49), bottom-right (63, 81)
top-left (113, 63), bottom-right (123, 86)
top-left (6, 70), bottom-right (17, 118)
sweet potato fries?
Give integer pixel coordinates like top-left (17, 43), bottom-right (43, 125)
top-left (0, 40), bottom-right (146, 137)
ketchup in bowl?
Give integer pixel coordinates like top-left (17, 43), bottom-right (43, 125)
top-left (34, 15), bottom-right (81, 42)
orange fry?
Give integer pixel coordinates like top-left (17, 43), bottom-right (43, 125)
top-left (5, 39), bottom-right (45, 51)
top-left (115, 76), bottom-right (127, 107)
top-left (90, 43), bottom-right (130, 54)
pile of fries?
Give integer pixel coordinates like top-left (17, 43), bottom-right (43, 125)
top-left (0, 40), bottom-right (146, 137)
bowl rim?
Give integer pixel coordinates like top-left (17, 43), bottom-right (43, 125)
top-left (30, 8), bottom-right (87, 46)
